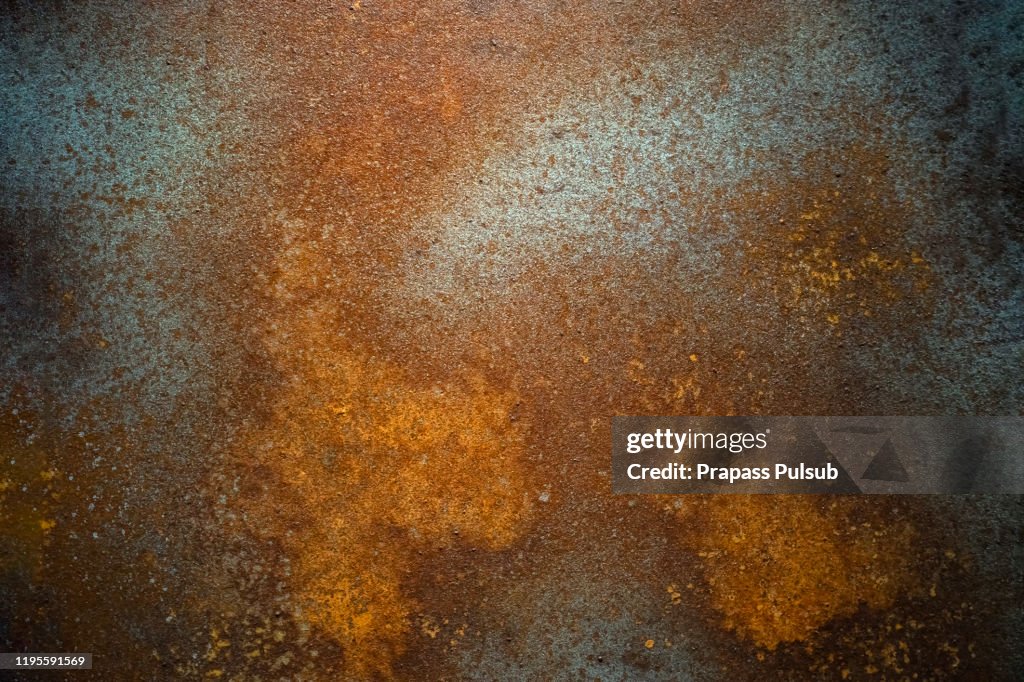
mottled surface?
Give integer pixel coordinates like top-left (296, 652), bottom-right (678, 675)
top-left (1, 0), bottom-right (1023, 679)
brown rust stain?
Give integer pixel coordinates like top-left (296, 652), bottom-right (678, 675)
top-left (0, 401), bottom-right (173, 674)
top-left (0, 408), bottom-right (56, 594)
top-left (261, 0), bottom-right (792, 246)
top-left (727, 139), bottom-right (935, 328)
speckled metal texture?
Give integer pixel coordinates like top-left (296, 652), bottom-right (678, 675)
top-left (1, 1), bottom-right (1022, 679)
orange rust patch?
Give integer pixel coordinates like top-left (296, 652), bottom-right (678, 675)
top-left (236, 341), bottom-right (532, 677)
top-left (677, 496), bottom-right (916, 649)
top-left (231, 241), bottom-right (533, 677)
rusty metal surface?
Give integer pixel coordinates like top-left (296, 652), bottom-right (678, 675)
top-left (1, 1), bottom-right (1022, 679)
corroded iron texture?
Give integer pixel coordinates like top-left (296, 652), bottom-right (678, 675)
top-left (2, 1), bottom-right (1022, 679)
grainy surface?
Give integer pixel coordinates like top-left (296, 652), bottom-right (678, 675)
top-left (1, 1), bottom-right (1022, 679)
